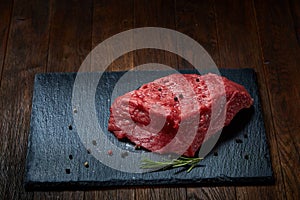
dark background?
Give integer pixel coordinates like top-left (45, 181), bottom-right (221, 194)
top-left (0, 0), bottom-right (299, 199)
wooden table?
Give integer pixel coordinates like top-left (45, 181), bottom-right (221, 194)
top-left (0, 0), bottom-right (299, 199)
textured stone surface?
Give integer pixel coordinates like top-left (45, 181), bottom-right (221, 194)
top-left (24, 69), bottom-right (274, 190)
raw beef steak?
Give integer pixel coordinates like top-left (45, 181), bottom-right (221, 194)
top-left (108, 73), bottom-right (253, 157)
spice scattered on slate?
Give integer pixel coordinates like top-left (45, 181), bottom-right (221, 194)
top-left (108, 150), bottom-right (113, 156)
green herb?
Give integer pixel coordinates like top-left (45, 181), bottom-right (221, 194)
top-left (140, 156), bottom-right (203, 173)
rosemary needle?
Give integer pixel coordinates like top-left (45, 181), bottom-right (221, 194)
top-left (140, 156), bottom-right (203, 172)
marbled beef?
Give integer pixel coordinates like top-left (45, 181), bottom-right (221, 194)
top-left (108, 73), bottom-right (253, 157)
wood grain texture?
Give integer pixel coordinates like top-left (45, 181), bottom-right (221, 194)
top-left (214, 0), bottom-right (286, 199)
top-left (187, 187), bottom-right (236, 200)
top-left (249, 1), bottom-right (290, 198)
top-left (85, 189), bottom-right (135, 200)
top-left (133, 0), bottom-right (178, 70)
top-left (135, 187), bottom-right (187, 200)
top-left (254, 0), bottom-right (300, 199)
top-left (34, 191), bottom-right (84, 200)
top-left (0, 0), bottom-right (13, 197)
top-left (175, 0), bottom-right (220, 69)
top-left (289, 0), bottom-right (300, 45)
top-left (46, 0), bottom-right (92, 73)
top-left (0, 0), bottom-right (13, 87)
top-left (215, 0), bottom-right (260, 69)
top-left (0, 0), bottom-right (51, 199)
top-left (84, 190), bottom-right (119, 200)
top-left (92, 0), bottom-right (134, 72)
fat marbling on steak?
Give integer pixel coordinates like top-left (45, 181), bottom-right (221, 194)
top-left (108, 73), bottom-right (253, 157)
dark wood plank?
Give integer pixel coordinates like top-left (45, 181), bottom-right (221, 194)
top-left (33, 0), bottom-right (92, 199)
top-left (176, 0), bottom-right (220, 69)
top-left (187, 187), bottom-right (235, 200)
top-left (46, 0), bottom-right (93, 73)
top-left (84, 190), bottom-right (118, 200)
top-left (134, 0), bottom-right (175, 28)
top-left (214, 0), bottom-right (285, 199)
top-left (135, 188), bottom-right (186, 200)
top-left (0, 0), bottom-right (51, 199)
top-left (236, 186), bottom-right (279, 200)
top-left (85, 189), bottom-right (134, 200)
top-left (116, 189), bottom-right (135, 200)
top-left (133, 0), bottom-right (178, 70)
top-left (92, 0), bottom-right (134, 72)
top-left (0, 0), bottom-right (13, 197)
top-left (175, 1), bottom-right (236, 199)
top-left (34, 192), bottom-right (83, 200)
top-left (289, 0), bottom-right (300, 45)
top-left (0, 0), bottom-right (12, 86)
top-left (254, 0), bottom-right (300, 199)
top-left (215, 0), bottom-right (261, 69)
top-left (133, 0), bottom-right (186, 199)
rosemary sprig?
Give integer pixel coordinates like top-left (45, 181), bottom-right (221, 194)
top-left (140, 156), bottom-right (203, 173)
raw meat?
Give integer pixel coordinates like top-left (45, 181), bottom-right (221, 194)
top-left (108, 73), bottom-right (253, 157)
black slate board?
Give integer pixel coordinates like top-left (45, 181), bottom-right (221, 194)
top-left (25, 69), bottom-right (274, 190)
